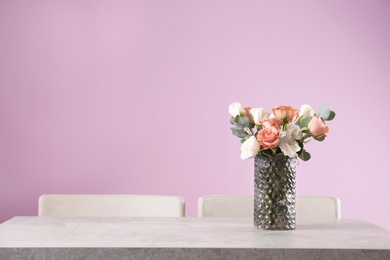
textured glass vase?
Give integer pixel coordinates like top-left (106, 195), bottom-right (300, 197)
top-left (254, 155), bottom-right (297, 230)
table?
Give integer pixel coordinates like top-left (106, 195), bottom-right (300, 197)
top-left (0, 217), bottom-right (389, 259)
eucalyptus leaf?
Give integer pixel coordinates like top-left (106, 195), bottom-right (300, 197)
top-left (238, 116), bottom-right (250, 128)
top-left (299, 116), bottom-right (312, 128)
top-left (230, 127), bottom-right (248, 138)
top-left (324, 111), bottom-right (336, 121)
top-left (298, 150), bottom-right (311, 161)
top-left (230, 118), bottom-right (237, 125)
top-left (314, 136), bottom-right (326, 142)
top-left (317, 105), bottom-right (330, 120)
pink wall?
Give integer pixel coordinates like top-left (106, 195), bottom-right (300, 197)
top-left (1, 0), bottom-right (390, 229)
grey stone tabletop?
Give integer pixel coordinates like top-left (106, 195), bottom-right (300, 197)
top-left (0, 217), bottom-right (389, 259)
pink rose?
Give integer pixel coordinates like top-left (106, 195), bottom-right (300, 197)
top-left (272, 106), bottom-right (299, 122)
top-left (257, 119), bottom-right (281, 149)
top-left (308, 114), bottom-right (329, 138)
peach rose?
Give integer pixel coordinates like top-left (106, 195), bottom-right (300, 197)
top-left (261, 118), bottom-right (282, 129)
top-left (272, 106), bottom-right (299, 122)
top-left (244, 107), bottom-right (254, 123)
top-left (256, 119), bottom-right (281, 149)
top-left (308, 114), bottom-right (329, 138)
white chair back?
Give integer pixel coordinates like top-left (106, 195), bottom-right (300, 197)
top-left (39, 194), bottom-right (185, 217)
top-left (296, 196), bottom-right (341, 219)
top-left (198, 195), bottom-right (253, 218)
top-left (198, 195), bottom-right (340, 220)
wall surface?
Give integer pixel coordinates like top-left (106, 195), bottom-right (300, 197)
top-left (1, 0), bottom-right (390, 229)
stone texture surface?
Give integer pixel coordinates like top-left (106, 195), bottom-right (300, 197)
top-left (0, 217), bottom-right (389, 259)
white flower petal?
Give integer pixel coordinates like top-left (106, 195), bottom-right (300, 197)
top-left (287, 124), bottom-right (303, 140)
top-left (279, 137), bottom-right (300, 158)
top-left (299, 104), bottom-right (314, 118)
top-left (240, 136), bottom-right (260, 160)
top-left (229, 102), bottom-right (245, 117)
top-left (249, 107), bottom-right (270, 125)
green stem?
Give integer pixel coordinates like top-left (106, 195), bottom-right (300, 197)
top-left (301, 132), bottom-right (312, 142)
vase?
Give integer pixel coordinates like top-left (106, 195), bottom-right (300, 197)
top-left (254, 155), bottom-right (297, 230)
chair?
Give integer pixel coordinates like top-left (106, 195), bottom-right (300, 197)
top-left (198, 195), bottom-right (340, 220)
top-left (198, 195), bottom-right (253, 218)
top-left (38, 194), bottom-right (185, 217)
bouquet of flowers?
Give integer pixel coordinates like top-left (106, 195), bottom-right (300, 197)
top-left (229, 102), bottom-right (335, 161)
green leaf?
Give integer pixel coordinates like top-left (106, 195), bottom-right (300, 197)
top-left (324, 110), bottom-right (336, 121)
top-left (317, 105), bottom-right (330, 120)
top-left (314, 136), bottom-right (326, 142)
top-left (230, 127), bottom-right (248, 138)
top-left (299, 116), bottom-right (312, 128)
top-left (238, 116), bottom-right (250, 128)
top-left (229, 118), bottom-right (236, 125)
top-left (298, 150), bottom-right (311, 161)
top-left (274, 152), bottom-right (285, 159)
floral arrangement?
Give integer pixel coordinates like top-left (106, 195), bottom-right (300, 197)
top-left (229, 102), bottom-right (335, 161)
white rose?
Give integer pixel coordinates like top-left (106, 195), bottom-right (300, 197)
top-left (228, 102), bottom-right (245, 117)
top-left (287, 124), bottom-right (303, 140)
top-left (240, 136), bottom-right (260, 160)
top-left (249, 107), bottom-right (270, 125)
top-left (279, 138), bottom-right (300, 158)
top-left (299, 104), bottom-right (314, 118)
top-left (279, 124), bottom-right (303, 157)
